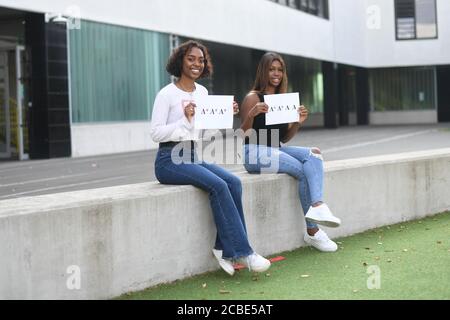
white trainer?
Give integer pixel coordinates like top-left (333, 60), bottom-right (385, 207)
top-left (237, 253), bottom-right (271, 273)
top-left (305, 203), bottom-right (341, 228)
top-left (212, 249), bottom-right (235, 276)
top-left (304, 229), bottom-right (338, 252)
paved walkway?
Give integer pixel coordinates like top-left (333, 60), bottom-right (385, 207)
top-left (1, 124), bottom-right (449, 200)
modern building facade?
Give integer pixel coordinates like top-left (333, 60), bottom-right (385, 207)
top-left (0, 0), bottom-right (449, 159)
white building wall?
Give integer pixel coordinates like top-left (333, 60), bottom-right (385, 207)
top-left (331, 0), bottom-right (369, 67)
top-left (71, 122), bottom-right (158, 157)
top-left (363, 0), bottom-right (450, 67)
top-left (1, 0), bottom-right (448, 67)
top-left (0, 0), bottom-right (334, 62)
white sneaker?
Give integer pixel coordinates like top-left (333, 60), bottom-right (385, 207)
top-left (305, 203), bottom-right (341, 228)
top-left (212, 249), bottom-right (235, 276)
top-left (304, 229), bottom-right (338, 252)
top-left (237, 253), bottom-right (271, 273)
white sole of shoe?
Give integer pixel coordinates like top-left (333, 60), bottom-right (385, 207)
top-left (250, 264), bottom-right (271, 273)
top-left (305, 216), bottom-right (341, 228)
top-left (305, 240), bottom-right (338, 252)
top-left (212, 250), bottom-right (235, 276)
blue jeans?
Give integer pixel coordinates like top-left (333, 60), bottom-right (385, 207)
top-left (244, 144), bottom-right (323, 229)
top-left (154, 145), bottom-right (253, 260)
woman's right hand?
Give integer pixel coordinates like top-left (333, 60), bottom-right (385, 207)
top-left (249, 102), bottom-right (269, 118)
top-left (184, 102), bottom-right (196, 122)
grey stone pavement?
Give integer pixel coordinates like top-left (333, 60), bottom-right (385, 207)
top-left (0, 124), bottom-right (449, 200)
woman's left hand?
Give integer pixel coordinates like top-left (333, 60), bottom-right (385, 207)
top-left (233, 101), bottom-right (240, 115)
top-left (298, 105), bottom-right (308, 124)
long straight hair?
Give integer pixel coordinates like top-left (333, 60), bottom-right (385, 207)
top-left (252, 52), bottom-right (288, 94)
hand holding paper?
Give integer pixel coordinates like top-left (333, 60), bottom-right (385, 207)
top-left (194, 95), bottom-right (234, 129)
top-left (264, 92), bottom-right (300, 125)
top-left (298, 105), bottom-right (308, 124)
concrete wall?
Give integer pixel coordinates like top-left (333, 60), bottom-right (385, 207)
top-left (1, 148), bottom-right (449, 299)
top-left (71, 122), bottom-right (158, 157)
top-left (369, 110), bottom-right (438, 125)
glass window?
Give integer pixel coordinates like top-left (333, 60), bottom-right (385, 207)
top-left (416, 0), bottom-right (437, 38)
top-left (268, 0), bottom-right (329, 19)
top-left (299, 0), bottom-right (309, 11)
top-left (370, 67), bottom-right (437, 111)
top-left (192, 39), bottom-right (324, 114)
top-left (69, 20), bottom-right (170, 123)
top-left (395, 0), bottom-right (437, 40)
top-left (308, 0), bottom-right (319, 15)
top-left (284, 55), bottom-right (324, 114)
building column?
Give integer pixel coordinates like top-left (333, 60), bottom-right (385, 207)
top-left (322, 61), bottom-right (338, 129)
top-left (355, 67), bottom-right (370, 125)
top-left (25, 13), bottom-right (71, 159)
top-left (437, 65), bottom-right (450, 122)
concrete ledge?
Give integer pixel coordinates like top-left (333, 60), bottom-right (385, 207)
top-left (1, 148), bottom-right (450, 299)
top-left (369, 110), bottom-right (438, 125)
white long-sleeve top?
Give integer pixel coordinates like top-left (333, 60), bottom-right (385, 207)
top-left (150, 82), bottom-right (208, 143)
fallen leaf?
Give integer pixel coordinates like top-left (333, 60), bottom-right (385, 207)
top-left (219, 290), bottom-right (231, 294)
top-left (375, 256), bottom-right (380, 260)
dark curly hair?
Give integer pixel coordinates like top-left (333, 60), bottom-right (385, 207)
top-left (166, 40), bottom-right (213, 79)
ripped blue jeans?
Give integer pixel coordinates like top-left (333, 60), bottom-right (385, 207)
top-left (244, 144), bottom-right (324, 229)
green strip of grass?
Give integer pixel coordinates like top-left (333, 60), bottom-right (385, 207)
top-left (119, 212), bottom-right (450, 300)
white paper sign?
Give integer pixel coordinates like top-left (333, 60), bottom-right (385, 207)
top-left (264, 93), bottom-right (300, 125)
top-left (194, 95), bottom-right (234, 129)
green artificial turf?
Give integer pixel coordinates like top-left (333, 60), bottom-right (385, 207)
top-left (119, 212), bottom-right (450, 300)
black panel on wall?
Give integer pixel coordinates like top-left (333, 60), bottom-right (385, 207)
top-left (338, 66), bottom-right (349, 126)
top-left (355, 67), bottom-right (370, 125)
top-left (437, 65), bottom-right (450, 122)
top-left (25, 13), bottom-right (71, 159)
top-left (322, 61), bottom-right (338, 129)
